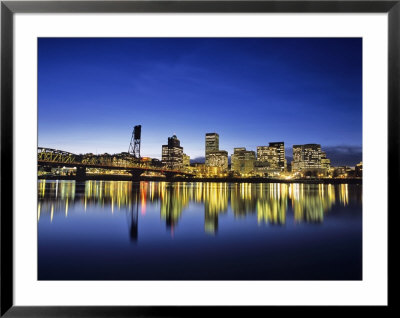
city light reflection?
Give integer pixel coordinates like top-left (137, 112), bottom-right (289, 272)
top-left (38, 181), bottom-right (361, 236)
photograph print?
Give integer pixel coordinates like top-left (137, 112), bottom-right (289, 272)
top-left (37, 38), bottom-right (362, 280)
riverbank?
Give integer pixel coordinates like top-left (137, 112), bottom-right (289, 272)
top-left (38, 174), bottom-right (362, 184)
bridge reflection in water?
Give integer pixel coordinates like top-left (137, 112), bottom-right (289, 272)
top-left (38, 181), bottom-right (361, 239)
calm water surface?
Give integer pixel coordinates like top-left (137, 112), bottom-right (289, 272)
top-left (38, 181), bottom-right (362, 280)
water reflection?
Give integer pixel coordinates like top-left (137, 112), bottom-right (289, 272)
top-left (38, 180), bottom-right (362, 237)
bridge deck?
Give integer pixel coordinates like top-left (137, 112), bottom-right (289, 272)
top-left (37, 160), bottom-right (194, 176)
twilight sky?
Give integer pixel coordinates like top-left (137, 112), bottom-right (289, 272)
top-left (38, 38), bottom-right (362, 165)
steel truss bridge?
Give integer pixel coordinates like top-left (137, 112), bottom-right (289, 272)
top-left (37, 147), bottom-right (194, 179)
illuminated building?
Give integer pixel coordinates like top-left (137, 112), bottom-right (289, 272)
top-left (292, 144), bottom-right (322, 170)
top-left (257, 146), bottom-right (277, 166)
top-left (193, 163), bottom-right (207, 176)
top-left (205, 133), bottom-right (219, 157)
top-left (183, 153), bottom-right (190, 168)
top-left (334, 166), bottom-right (357, 178)
top-left (254, 160), bottom-right (271, 176)
top-left (161, 135), bottom-right (183, 170)
top-left (193, 163), bottom-right (226, 177)
top-left (334, 166), bottom-right (349, 178)
top-left (269, 142), bottom-right (287, 171)
top-left (206, 150), bottom-right (228, 172)
top-left (292, 144), bottom-right (330, 177)
top-left (292, 144), bottom-right (321, 170)
top-left (256, 142), bottom-right (286, 176)
top-left (205, 133), bottom-right (228, 174)
top-left (231, 147), bottom-right (256, 175)
top-left (193, 163), bottom-right (212, 176)
top-left (320, 151), bottom-right (331, 169)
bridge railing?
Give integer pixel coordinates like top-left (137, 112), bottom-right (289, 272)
top-left (38, 147), bottom-right (76, 164)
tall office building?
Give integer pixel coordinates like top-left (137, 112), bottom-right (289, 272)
top-left (205, 133), bottom-right (219, 157)
top-left (257, 146), bottom-right (278, 168)
top-left (292, 144), bottom-right (330, 173)
top-left (231, 147), bottom-right (256, 175)
top-left (257, 142), bottom-right (286, 172)
top-left (269, 142), bottom-right (286, 171)
top-left (162, 135), bottom-right (183, 170)
top-left (205, 133), bottom-right (228, 173)
top-left (292, 145), bottom-right (303, 171)
top-left (257, 146), bottom-right (274, 163)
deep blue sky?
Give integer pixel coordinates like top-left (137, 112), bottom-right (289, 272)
top-left (38, 38), bottom-right (362, 165)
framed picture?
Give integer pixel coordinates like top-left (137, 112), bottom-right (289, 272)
top-left (1, 0), bottom-right (394, 316)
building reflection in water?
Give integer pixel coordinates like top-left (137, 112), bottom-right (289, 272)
top-left (38, 180), bottom-right (361, 238)
top-left (256, 183), bottom-right (287, 225)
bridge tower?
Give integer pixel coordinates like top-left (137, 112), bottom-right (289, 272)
top-left (128, 125), bottom-right (141, 159)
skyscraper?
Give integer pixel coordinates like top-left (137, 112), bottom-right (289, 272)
top-left (205, 133), bottom-right (228, 173)
top-left (205, 133), bottom-right (219, 157)
top-left (257, 146), bottom-right (278, 168)
top-left (268, 142), bottom-right (286, 171)
top-left (292, 144), bottom-right (330, 175)
top-left (162, 135), bottom-right (183, 170)
top-left (257, 142), bottom-right (286, 172)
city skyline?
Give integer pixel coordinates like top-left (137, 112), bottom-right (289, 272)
top-left (38, 38), bottom-right (362, 165)
top-left (37, 37), bottom-right (363, 282)
top-left (38, 128), bottom-right (361, 167)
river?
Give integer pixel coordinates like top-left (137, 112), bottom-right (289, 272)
top-left (38, 180), bottom-right (362, 280)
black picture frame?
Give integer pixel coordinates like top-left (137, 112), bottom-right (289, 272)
top-left (0, 0), bottom-right (395, 316)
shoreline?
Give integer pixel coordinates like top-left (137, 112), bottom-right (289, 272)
top-left (38, 175), bottom-right (362, 184)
